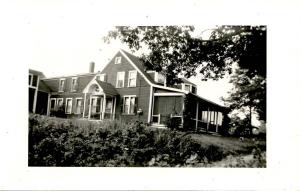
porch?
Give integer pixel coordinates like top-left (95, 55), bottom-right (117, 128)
top-left (150, 93), bottom-right (228, 133)
top-left (83, 79), bottom-right (118, 121)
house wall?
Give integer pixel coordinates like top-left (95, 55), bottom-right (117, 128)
top-left (100, 52), bottom-right (151, 123)
top-left (50, 92), bottom-right (85, 117)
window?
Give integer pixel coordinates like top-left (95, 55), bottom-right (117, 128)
top-left (75, 98), bottom-right (83, 114)
top-left (57, 98), bottom-right (63, 108)
top-left (155, 72), bottom-right (166, 84)
top-left (59, 79), bottom-right (65, 92)
top-left (128, 70), bottom-right (137, 87)
top-left (192, 86), bottom-right (197, 94)
top-left (116, 71), bottom-right (125, 88)
top-left (184, 84), bottom-right (190, 91)
top-left (29, 74), bottom-right (32, 86)
top-left (65, 98), bottom-right (72, 114)
top-left (32, 75), bottom-right (38, 87)
top-left (97, 74), bottom-right (106, 82)
top-left (115, 56), bottom-right (121, 64)
top-left (123, 95), bottom-right (136, 114)
top-left (71, 77), bottom-right (78, 91)
top-left (50, 98), bottom-right (56, 110)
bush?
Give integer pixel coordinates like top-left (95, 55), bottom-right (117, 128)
top-left (29, 114), bottom-right (229, 167)
top-left (165, 116), bottom-right (182, 130)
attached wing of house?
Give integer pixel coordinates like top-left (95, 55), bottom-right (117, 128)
top-left (30, 49), bottom-right (229, 133)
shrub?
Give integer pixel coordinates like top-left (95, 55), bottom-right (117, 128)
top-left (165, 116), bottom-right (182, 130)
top-left (28, 114), bottom-right (235, 167)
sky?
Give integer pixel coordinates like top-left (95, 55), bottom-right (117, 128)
top-left (29, 1), bottom-right (232, 106)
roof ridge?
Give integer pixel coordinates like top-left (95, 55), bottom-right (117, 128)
top-left (42, 72), bottom-right (96, 80)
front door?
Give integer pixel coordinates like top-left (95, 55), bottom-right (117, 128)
top-left (90, 97), bottom-right (101, 120)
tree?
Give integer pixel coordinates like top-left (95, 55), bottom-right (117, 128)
top-left (104, 25), bottom-right (266, 121)
top-left (222, 67), bottom-right (266, 129)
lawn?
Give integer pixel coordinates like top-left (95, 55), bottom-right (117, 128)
top-left (28, 114), bottom-right (266, 167)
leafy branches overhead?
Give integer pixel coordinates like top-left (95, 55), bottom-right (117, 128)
top-left (104, 25), bottom-right (266, 122)
top-left (104, 26), bottom-right (266, 84)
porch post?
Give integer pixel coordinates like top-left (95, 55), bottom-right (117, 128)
top-left (113, 97), bottom-right (116, 120)
top-left (216, 112), bottom-right (219, 133)
top-left (88, 95), bottom-right (92, 120)
top-left (195, 101), bottom-right (199, 131)
top-left (83, 93), bottom-right (87, 118)
top-left (102, 94), bottom-right (106, 120)
top-left (46, 93), bottom-right (50, 116)
top-left (206, 107), bottom-right (210, 131)
top-left (32, 76), bottom-right (40, 113)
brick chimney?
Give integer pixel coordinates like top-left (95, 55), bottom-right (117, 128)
top-left (89, 62), bottom-right (95, 73)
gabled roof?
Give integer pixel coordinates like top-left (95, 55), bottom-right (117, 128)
top-left (180, 78), bottom-right (197, 86)
top-left (120, 49), bottom-right (156, 84)
top-left (29, 69), bottom-right (45, 78)
top-left (42, 74), bottom-right (95, 93)
top-left (95, 79), bottom-right (118, 96)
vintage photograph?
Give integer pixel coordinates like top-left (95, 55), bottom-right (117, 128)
top-left (28, 25), bottom-right (266, 167)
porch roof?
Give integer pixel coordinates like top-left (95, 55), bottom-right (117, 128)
top-left (189, 93), bottom-right (229, 112)
top-left (95, 79), bottom-right (119, 96)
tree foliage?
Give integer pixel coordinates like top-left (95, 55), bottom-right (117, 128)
top-left (104, 26), bottom-right (266, 83)
top-left (222, 68), bottom-right (266, 122)
top-left (104, 25), bottom-right (266, 121)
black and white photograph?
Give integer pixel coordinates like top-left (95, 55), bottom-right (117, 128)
top-left (1, 0), bottom-right (300, 190)
top-left (29, 25), bottom-right (267, 168)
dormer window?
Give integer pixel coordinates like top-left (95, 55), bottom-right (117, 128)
top-left (97, 73), bottom-right (107, 82)
top-left (192, 86), bottom-right (197, 94)
top-left (59, 79), bottom-right (65, 92)
top-left (115, 56), bottom-right (122, 64)
top-left (71, 77), bottom-right (78, 91)
top-left (184, 84), bottom-right (190, 91)
top-left (182, 83), bottom-right (197, 94)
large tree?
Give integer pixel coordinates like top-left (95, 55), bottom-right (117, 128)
top-left (104, 25), bottom-right (266, 121)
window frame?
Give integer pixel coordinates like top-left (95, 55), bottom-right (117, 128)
top-left (98, 73), bottom-right (106, 82)
top-left (184, 84), bottom-right (191, 92)
top-left (116, 71), bottom-right (125, 88)
top-left (29, 74), bottom-right (33, 86)
top-left (65, 98), bottom-right (73, 114)
top-left (50, 98), bottom-right (56, 110)
top-left (71, 77), bottom-right (78, 92)
top-left (191, 85), bottom-right (197, 94)
top-left (75, 98), bottom-right (83, 114)
top-left (122, 95), bottom-right (136, 115)
top-left (115, 56), bottom-right (122, 64)
top-left (128, 70), bottom-right (137, 87)
top-left (59, 78), bottom-right (66, 92)
top-left (57, 98), bottom-right (63, 108)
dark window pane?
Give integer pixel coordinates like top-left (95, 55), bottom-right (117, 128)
top-left (32, 75), bottom-right (38, 87)
top-left (29, 75), bottom-right (32, 85)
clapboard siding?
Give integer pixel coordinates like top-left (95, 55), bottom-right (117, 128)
top-left (100, 52), bottom-right (151, 122)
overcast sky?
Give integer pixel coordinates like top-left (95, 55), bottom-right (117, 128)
top-left (29, 1), bottom-right (233, 106)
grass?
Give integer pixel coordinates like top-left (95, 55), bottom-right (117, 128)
top-left (189, 133), bottom-right (266, 156)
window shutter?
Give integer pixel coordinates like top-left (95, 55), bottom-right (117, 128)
top-left (134, 97), bottom-right (138, 113)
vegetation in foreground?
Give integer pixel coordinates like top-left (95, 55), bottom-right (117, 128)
top-left (28, 114), bottom-right (266, 167)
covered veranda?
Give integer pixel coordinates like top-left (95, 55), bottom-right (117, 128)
top-left (83, 79), bottom-right (118, 121)
top-left (188, 93), bottom-right (229, 133)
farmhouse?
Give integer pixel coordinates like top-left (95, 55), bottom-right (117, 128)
top-left (29, 49), bottom-right (228, 133)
